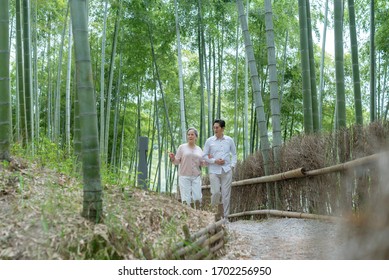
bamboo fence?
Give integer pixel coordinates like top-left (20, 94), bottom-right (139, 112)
top-left (201, 151), bottom-right (389, 217)
top-left (202, 151), bottom-right (388, 189)
top-left (158, 218), bottom-right (227, 260)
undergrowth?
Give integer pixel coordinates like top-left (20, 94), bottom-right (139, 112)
top-left (1, 137), bottom-right (214, 260)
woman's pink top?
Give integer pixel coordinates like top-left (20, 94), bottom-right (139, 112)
top-left (171, 143), bottom-right (204, 176)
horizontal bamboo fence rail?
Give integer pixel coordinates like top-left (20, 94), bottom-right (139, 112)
top-left (159, 218), bottom-right (227, 260)
top-left (228, 209), bottom-right (344, 222)
top-left (202, 151), bottom-right (389, 189)
top-left (201, 167), bottom-right (306, 189)
top-left (304, 152), bottom-right (388, 177)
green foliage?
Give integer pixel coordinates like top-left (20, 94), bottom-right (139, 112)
top-left (1, 160), bottom-right (10, 169)
top-left (376, 6), bottom-right (389, 55)
top-left (12, 137), bottom-right (81, 178)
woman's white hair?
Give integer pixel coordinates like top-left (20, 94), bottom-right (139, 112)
top-left (186, 127), bottom-right (198, 138)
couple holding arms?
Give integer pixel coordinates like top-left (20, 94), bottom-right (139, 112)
top-left (169, 119), bottom-right (237, 219)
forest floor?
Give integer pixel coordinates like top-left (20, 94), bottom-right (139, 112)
top-left (3, 156), bottom-right (388, 260)
top-left (0, 156), bottom-right (352, 261)
top-left (0, 156), bottom-right (225, 260)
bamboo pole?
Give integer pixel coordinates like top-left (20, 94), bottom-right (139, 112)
top-left (233, 167), bottom-right (306, 187)
top-left (228, 209), bottom-right (344, 222)
top-left (203, 168), bottom-right (306, 189)
top-left (305, 152), bottom-right (387, 177)
top-left (201, 151), bottom-right (389, 189)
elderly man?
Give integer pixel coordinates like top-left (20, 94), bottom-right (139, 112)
top-left (203, 119), bottom-right (237, 219)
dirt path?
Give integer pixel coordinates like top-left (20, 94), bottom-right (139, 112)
top-left (221, 218), bottom-right (348, 260)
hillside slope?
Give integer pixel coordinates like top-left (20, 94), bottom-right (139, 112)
top-left (0, 157), bottom-right (217, 260)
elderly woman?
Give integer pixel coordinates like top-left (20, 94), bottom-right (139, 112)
top-left (169, 127), bottom-right (205, 209)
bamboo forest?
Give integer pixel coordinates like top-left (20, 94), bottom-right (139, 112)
top-left (1, 0), bottom-right (389, 261)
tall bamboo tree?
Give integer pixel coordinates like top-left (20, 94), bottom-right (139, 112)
top-left (318, 0), bottom-right (329, 129)
top-left (99, 0), bottom-right (108, 163)
top-left (65, 19), bottom-right (72, 153)
top-left (16, 0), bottom-right (26, 144)
top-left (305, 0), bottom-right (319, 131)
top-left (348, 0), bottom-right (363, 125)
top-left (32, 0), bottom-right (39, 140)
top-left (369, 0), bottom-right (376, 122)
top-left (298, 0), bottom-right (313, 133)
top-left (197, 0), bottom-right (206, 147)
top-left (54, 4), bottom-right (69, 142)
top-left (264, 0), bottom-right (282, 208)
top-left (0, 0), bottom-right (10, 160)
top-left (334, 0), bottom-right (346, 128)
top-left (22, 0), bottom-right (34, 145)
top-left (243, 0), bottom-right (249, 159)
top-left (234, 15), bottom-right (239, 148)
top-left (237, 0), bottom-right (272, 207)
top-left (104, 4), bottom-right (121, 166)
top-left (110, 52), bottom-right (123, 170)
top-left (203, 17), bottom-right (212, 139)
top-left (70, 0), bottom-right (103, 222)
top-left (264, 0), bottom-right (282, 155)
top-left (216, 21), bottom-right (224, 121)
top-left (46, 18), bottom-right (53, 140)
top-left (174, 0), bottom-right (186, 143)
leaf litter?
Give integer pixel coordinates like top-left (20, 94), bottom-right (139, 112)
top-left (0, 157), bottom-right (223, 260)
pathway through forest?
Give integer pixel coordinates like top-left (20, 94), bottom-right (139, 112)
top-left (221, 217), bottom-right (350, 260)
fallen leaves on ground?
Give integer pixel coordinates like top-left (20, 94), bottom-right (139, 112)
top-left (0, 157), bottom-right (219, 260)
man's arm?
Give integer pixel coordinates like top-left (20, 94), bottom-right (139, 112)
top-left (202, 139), bottom-right (215, 164)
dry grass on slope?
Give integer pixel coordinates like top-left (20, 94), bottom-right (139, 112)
top-left (0, 158), bottom-right (215, 260)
